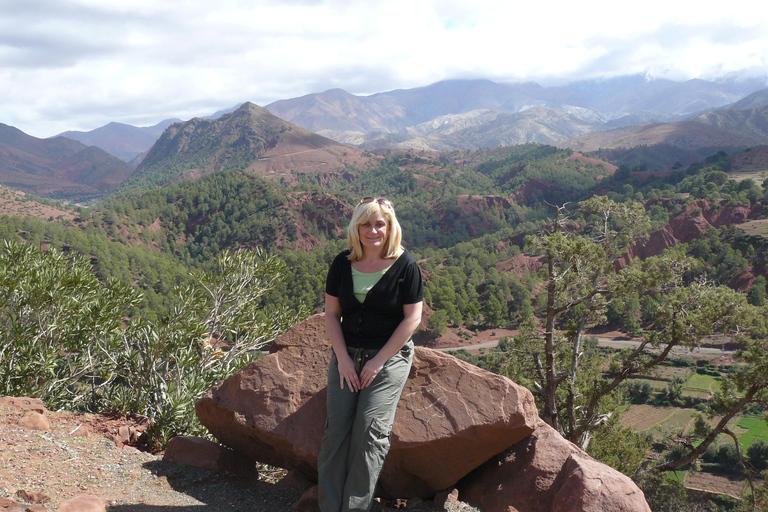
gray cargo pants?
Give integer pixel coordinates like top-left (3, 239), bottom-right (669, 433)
top-left (318, 340), bottom-right (414, 512)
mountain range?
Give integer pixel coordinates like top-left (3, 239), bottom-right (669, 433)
top-left (264, 76), bottom-right (768, 149)
top-left (58, 119), bottom-right (180, 163)
top-left (0, 123), bottom-right (135, 201)
top-left (52, 75), bottom-right (768, 158)
top-left (561, 104), bottom-right (768, 153)
top-left (2, 75), bottom-right (768, 201)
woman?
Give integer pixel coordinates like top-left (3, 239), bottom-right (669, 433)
top-left (318, 197), bottom-right (424, 512)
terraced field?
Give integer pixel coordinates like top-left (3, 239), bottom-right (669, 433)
top-left (619, 405), bottom-right (696, 435)
top-left (684, 373), bottom-right (720, 399)
top-left (736, 417), bottom-right (768, 450)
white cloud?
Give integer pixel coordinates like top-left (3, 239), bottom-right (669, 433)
top-left (0, 0), bottom-right (766, 136)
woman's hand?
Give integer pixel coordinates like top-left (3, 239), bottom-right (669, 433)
top-left (337, 353), bottom-right (361, 392)
top-left (360, 357), bottom-right (385, 389)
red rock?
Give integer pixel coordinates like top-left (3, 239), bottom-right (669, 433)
top-left (57, 495), bottom-right (105, 512)
top-left (496, 254), bottom-right (545, 276)
top-left (459, 421), bottom-right (650, 512)
top-left (196, 313), bottom-right (538, 498)
top-left (0, 496), bottom-right (26, 512)
top-left (117, 425), bottom-right (131, 443)
top-left (292, 485), bottom-right (320, 512)
top-left (108, 424), bottom-right (143, 447)
top-left (69, 424), bottom-right (90, 438)
top-left (551, 454), bottom-right (649, 512)
top-left (0, 397), bottom-right (47, 413)
top-left (15, 490), bottom-right (48, 504)
top-left (616, 200), bottom-right (763, 269)
top-left (17, 412), bottom-right (49, 431)
top-left (163, 436), bottom-right (256, 476)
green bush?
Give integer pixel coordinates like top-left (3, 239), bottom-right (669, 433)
top-left (748, 440), bottom-right (768, 471)
top-left (0, 240), bottom-right (141, 409)
top-left (626, 380), bottom-right (654, 404)
top-left (714, 443), bottom-right (740, 469)
top-left (107, 248), bottom-right (306, 450)
top-left (664, 376), bottom-right (686, 406)
top-left (587, 422), bottom-right (651, 476)
top-left (0, 240), bottom-right (304, 450)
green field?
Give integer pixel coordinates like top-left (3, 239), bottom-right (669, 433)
top-left (683, 373), bottom-right (721, 398)
top-left (736, 417), bottom-right (768, 449)
top-left (667, 470), bottom-right (688, 483)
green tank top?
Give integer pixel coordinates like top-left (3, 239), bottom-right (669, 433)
top-left (351, 266), bottom-right (389, 303)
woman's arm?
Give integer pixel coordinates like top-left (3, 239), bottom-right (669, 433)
top-left (359, 301), bottom-right (423, 389)
top-left (325, 293), bottom-right (361, 392)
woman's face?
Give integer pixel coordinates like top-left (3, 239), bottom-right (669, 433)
top-left (358, 210), bottom-right (388, 253)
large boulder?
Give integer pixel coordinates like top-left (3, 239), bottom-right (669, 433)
top-left (458, 420), bottom-right (651, 512)
top-left (196, 313), bottom-right (538, 498)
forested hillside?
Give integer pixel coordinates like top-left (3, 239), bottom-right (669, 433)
top-left (4, 143), bottom-right (765, 329)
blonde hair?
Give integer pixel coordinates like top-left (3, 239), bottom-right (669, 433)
top-left (346, 199), bottom-right (404, 261)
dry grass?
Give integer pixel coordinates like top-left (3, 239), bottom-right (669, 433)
top-left (0, 185), bottom-right (75, 221)
top-left (685, 471), bottom-right (745, 499)
top-left (619, 405), bottom-right (678, 431)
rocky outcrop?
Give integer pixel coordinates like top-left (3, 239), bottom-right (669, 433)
top-left (18, 412), bottom-right (49, 431)
top-left (617, 199), bottom-right (763, 269)
top-left (0, 397), bottom-right (47, 413)
top-left (196, 314), bottom-right (651, 511)
top-left (196, 313), bottom-right (539, 498)
top-left (459, 421), bottom-right (651, 512)
top-left (496, 253), bottom-right (545, 277)
top-left (57, 495), bottom-right (105, 512)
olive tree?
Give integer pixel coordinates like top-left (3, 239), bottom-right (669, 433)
top-left (0, 240), bottom-right (305, 449)
top-left (105, 248), bottom-right (307, 449)
top-left (0, 240), bottom-right (140, 410)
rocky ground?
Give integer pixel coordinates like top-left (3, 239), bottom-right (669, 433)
top-left (0, 398), bottom-right (479, 512)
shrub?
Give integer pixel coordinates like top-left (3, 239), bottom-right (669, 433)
top-left (714, 443), bottom-right (740, 469)
top-left (748, 440), bottom-right (768, 471)
top-left (665, 376), bottom-right (686, 406)
top-left (0, 241), bottom-right (141, 409)
top-left (105, 248), bottom-right (305, 450)
top-left (0, 241), bottom-right (305, 451)
top-left (667, 443), bottom-right (690, 464)
top-left (627, 380), bottom-right (654, 404)
top-left (703, 443), bottom-right (718, 463)
top-left (587, 422), bottom-right (651, 476)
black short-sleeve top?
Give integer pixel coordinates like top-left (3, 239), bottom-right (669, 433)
top-left (325, 249), bottom-right (424, 349)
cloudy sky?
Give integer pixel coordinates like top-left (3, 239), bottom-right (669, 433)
top-left (2, 0), bottom-right (767, 138)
